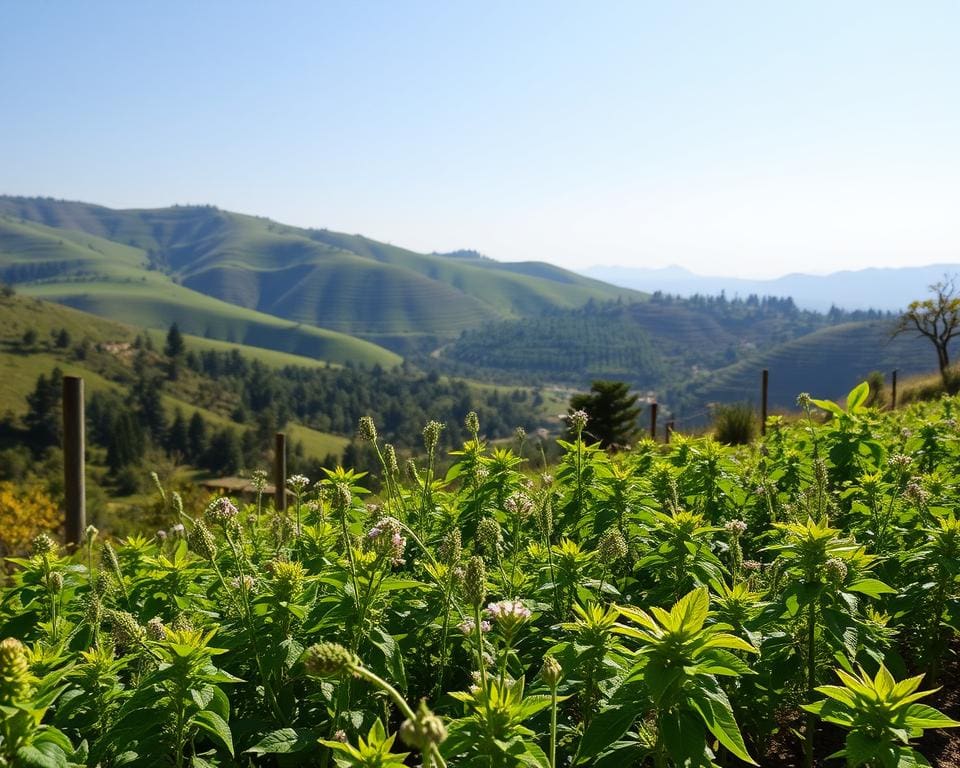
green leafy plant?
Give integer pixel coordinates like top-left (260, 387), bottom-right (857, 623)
top-left (581, 588), bottom-right (758, 767)
top-left (802, 664), bottom-right (959, 767)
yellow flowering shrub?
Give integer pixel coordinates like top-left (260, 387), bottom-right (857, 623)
top-left (0, 482), bottom-right (61, 558)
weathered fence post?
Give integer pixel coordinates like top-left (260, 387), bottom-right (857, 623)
top-left (649, 402), bottom-right (658, 441)
top-left (761, 368), bottom-right (769, 436)
top-left (891, 369), bottom-right (898, 410)
top-left (665, 420), bottom-right (675, 444)
top-left (274, 432), bottom-right (287, 512)
top-left (63, 376), bottom-right (85, 547)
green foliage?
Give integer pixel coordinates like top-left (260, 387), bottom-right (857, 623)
top-left (711, 402), bottom-right (756, 446)
top-left (569, 380), bottom-right (642, 449)
top-left (1, 393), bottom-right (960, 767)
top-left (802, 665), bottom-right (960, 767)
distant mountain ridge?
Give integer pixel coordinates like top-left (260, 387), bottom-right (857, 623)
top-left (582, 263), bottom-right (960, 312)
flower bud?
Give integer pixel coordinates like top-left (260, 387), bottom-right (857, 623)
top-left (823, 557), bottom-right (848, 586)
top-left (205, 497), bottom-right (239, 527)
top-left (540, 655), bottom-right (562, 688)
top-left (270, 560), bottom-right (306, 603)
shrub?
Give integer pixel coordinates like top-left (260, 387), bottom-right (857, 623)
top-left (0, 481), bottom-right (60, 558)
top-left (712, 402), bottom-right (756, 445)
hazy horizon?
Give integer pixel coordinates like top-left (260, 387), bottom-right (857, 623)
top-left (4, 2), bottom-right (959, 279)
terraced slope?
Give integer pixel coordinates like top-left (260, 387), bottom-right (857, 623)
top-left (0, 216), bottom-right (400, 367)
top-left (0, 197), bottom-right (639, 351)
top-left (675, 320), bottom-right (952, 415)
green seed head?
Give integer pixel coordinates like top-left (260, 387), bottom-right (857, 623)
top-left (422, 420), bottom-right (443, 453)
top-left (103, 541), bottom-right (123, 580)
top-left (383, 443), bottom-right (399, 476)
top-left (0, 637), bottom-right (33, 703)
top-left (464, 556), bottom-right (487, 608)
top-left (438, 529), bottom-right (462, 567)
top-left (146, 617), bottom-right (167, 641)
top-left (32, 533), bottom-right (56, 556)
top-left (476, 518), bottom-right (503, 558)
top-left (303, 642), bottom-right (358, 677)
top-left (358, 416), bottom-right (378, 442)
top-left (464, 411), bottom-right (480, 435)
top-left (400, 699), bottom-right (448, 750)
top-left (598, 529), bottom-right (628, 563)
top-left (48, 571), bottom-right (64, 593)
top-left (107, 610), bottom-right (145, 650)
top-left (188, 521), bottom-right (218, 561)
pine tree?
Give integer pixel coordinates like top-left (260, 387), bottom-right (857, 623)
top-left (165, 322), bottom-right (185, 357)
top-left (107, 409), bottom-right (145, 473)
top-left (25, 368), bottom-right (64, 449)
top-left (568, 380), bottom-right (642, 450)
top-left (165, 408), bottom-right (189, 458)
top-left (204, 427), bottom-right (242, 474)
top-left (164, 323), bottom-right (185, 380)
top-left (187, 412), bottom-right (207, 463)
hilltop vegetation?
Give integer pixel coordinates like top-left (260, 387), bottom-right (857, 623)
top-left (432, 293), bottom-right (932, 418)
top-left (0, 196), bottom-right (636, 355)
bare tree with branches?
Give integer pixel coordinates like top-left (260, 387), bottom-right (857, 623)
top-left (893, 275), bottom-right (960, 384)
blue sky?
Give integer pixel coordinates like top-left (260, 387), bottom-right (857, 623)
top-left (2, 1), bottom-right (959, 277)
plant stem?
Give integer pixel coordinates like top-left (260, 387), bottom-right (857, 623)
top-left (549, 683), bottom-right (558, 768)
top-left (804, 599), bottom-right (817, 768)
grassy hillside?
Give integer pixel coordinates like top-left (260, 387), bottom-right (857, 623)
top-left (0, 197), bottom-right (639, 351)
top-left (0, 214), bottom-right (400, 367)
top-left (0, 294), bottom-right (349, 457)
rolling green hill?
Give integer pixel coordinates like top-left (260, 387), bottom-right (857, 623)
top-left (0, 294), bottom-right (350, 457)
top-left (0, 214), bottom-right (400, 367)
top-left (0, 197), bottom-right (639, 353)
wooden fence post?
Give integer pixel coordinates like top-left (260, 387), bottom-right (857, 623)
top-left (274, 432), bottom-right (287, 512)
top-left (891, 369), bottom-right (898, 410)
top-left (761, 369), bottom-right (769, 436)
top-left (63, 376), bottom-right (85, 547)
top-left (649, 402), bottom-right (658, 441)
